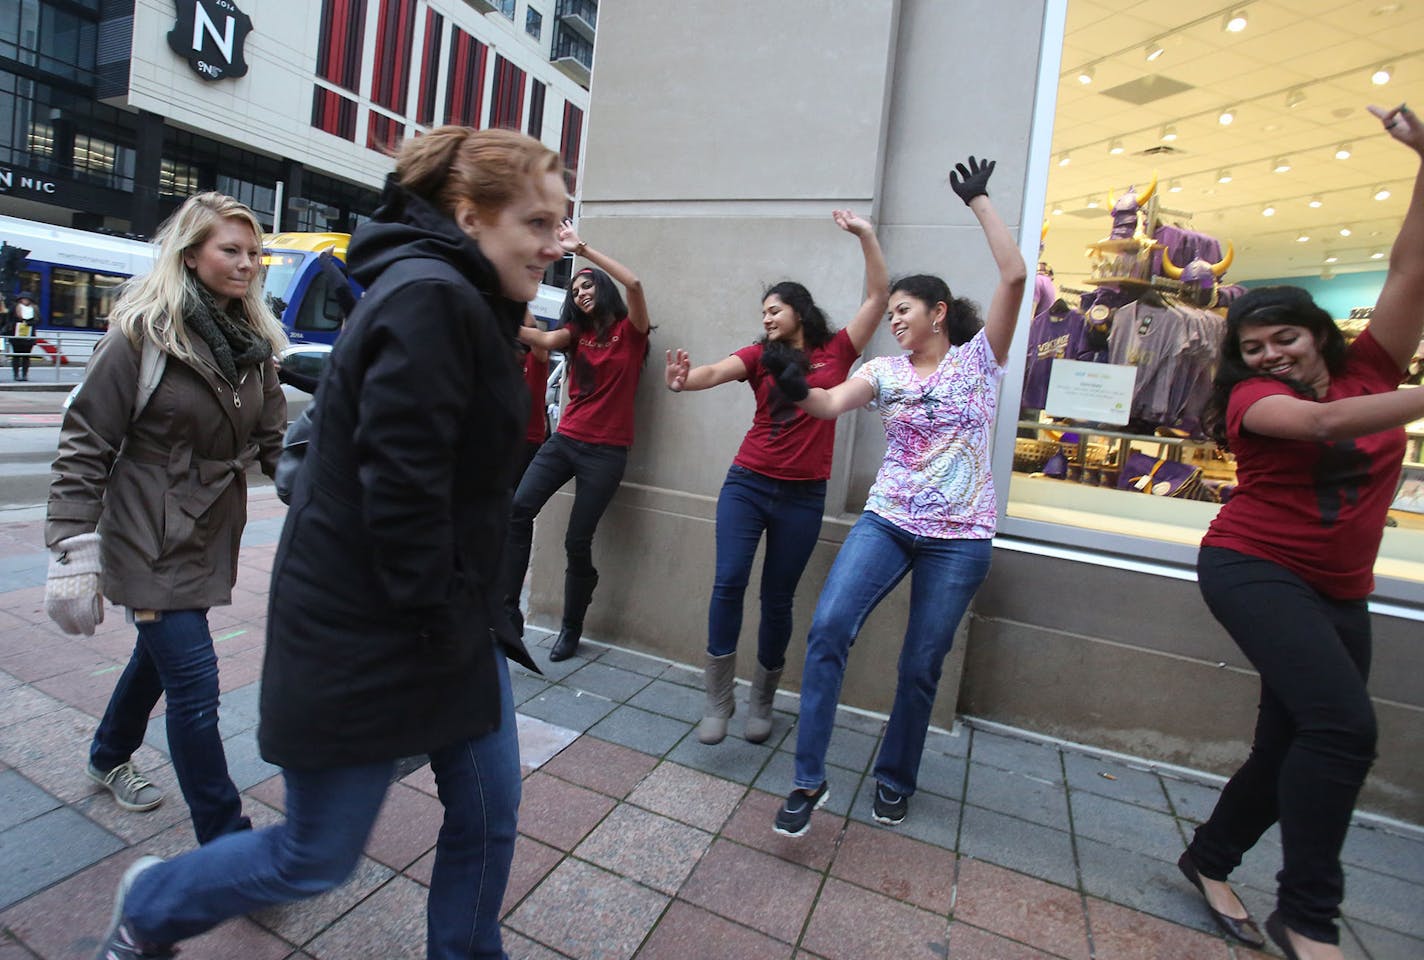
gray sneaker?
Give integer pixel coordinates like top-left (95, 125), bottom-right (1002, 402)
top-left (87, 761), bottom-right (164, 812)
top-left (94, 856), bottom-right (170, 959)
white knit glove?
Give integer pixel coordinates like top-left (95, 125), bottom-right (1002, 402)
top-left (45, 532), bottom-right (104, 636)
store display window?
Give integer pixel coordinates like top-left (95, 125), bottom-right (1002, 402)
top-left (1001, 1), bottom-right (1423, 599)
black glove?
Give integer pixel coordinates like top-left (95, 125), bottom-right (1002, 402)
top-left (949, 156), bottom-right (996, 206)
top-left (762, 350), bottom-right (810, 402)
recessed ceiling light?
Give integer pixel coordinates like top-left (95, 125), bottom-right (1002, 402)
top-left (1223, 8), bottom-right (1249, 32)
top-left (1217, 168), bottom-right (1233, 184)
top-left (1145, 43), bottom-right (1165, 62)
top-left (1371, 250), bottom-right (1385, 259)
top-left (1052, 206), bottom-right (1064, 216)
top-left (1372, 63), bottom-right (1393, 85)
top-left (1335, 143), bottom-right (1352, 160)
top-left (1160, 124), bottom-right (1179, 142)
top-left (1058, 152), bottom-right (1072, 167)
top-left (1273, 157), bottom-right (1292, 173)
top-left (1168, 179), bottom-right (1182, 193)
top-left (1325, 255), bottom-right (1339, 264)
top-left (1297, 234), bottom-right (1311, 243)
top-left (1086, 196), bottom-right (1100, 209)
top-left (1374, 185), bottom-right (1392, 201)
top-left (1339, 226), bottom-right (1352, 237)
top-left (1308, 196), bottom-right (1324, 208)
top-left (1078, 65), bottom-right (1095, 85)
top-left (1108, 139), bottom-right (1124, 155)
top-left (1219, 106), bottom-right (1236, 125)
top-left (1262, 205), bottom-right (1276, 217)
top-left (1285, 88), bottom-right (1306, 109)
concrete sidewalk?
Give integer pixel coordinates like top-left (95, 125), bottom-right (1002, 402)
top-left (0, 491), bottom-right (1420, 959)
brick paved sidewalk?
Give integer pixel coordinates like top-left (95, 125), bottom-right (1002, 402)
top-left (1, 490), bottom-right (1420, 959)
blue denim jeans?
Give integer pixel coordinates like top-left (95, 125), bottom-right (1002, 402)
top-left (708, 465), bottom-right (827, 669)
top-left (125, 654), bottom-right (521, 959)
top-left (794, 512), bottom-right (991, 797)
top-left (90, 609), bottom-right (248, 843)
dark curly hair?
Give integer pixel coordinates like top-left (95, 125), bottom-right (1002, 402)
top-left (890, 274), bottom-right (981, 346)
top-left (758, 281), bottom-right (834, 350)
top-left (1203, 285), bottom-right (1348, 449)
top-left (561, 267), bottom-right (627, 337)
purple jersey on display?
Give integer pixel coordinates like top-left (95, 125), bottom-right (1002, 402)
top-left (1151, 224), bottom-right (1221, 279)
top-left (1022, 307), bottom-right (1092, 411)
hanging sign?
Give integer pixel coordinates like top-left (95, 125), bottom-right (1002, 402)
top-left (168, 0), bottom-right (254, 81)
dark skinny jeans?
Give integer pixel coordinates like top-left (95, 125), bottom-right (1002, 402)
top-left (1188, 546), bottom-right (1377, 945)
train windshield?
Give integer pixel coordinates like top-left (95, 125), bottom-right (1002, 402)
top-left (261, 251), bottom-right (308, 308)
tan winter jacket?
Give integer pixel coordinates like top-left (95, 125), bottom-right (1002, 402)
top-left (46, 327), bottom-right (286, 610)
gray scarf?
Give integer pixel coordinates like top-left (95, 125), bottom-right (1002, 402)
top-left (185, 289), bottom-right (270, 385)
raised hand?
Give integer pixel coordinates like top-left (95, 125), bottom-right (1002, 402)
top-left (556, 218), bottom-right (583, 254)
top-left (665, 348), bottom-right (691, 392)
top-left (1368, 103), bottom-right (1424, 155)
top-left (832, 208), bottom-right (873, 237)
top-left (949, 156), bottom-right (996, 206)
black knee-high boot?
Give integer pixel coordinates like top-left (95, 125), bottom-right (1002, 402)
top-left (549, 570), bottom-right (598, 662)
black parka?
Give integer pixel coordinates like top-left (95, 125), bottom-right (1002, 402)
top-left (258, 180), bottom-right (537, 769)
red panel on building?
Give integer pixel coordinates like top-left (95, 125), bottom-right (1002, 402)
top-left (444, 28), bottom-right (488, 128)
top-left (490, 55), bottom-right (526, 130)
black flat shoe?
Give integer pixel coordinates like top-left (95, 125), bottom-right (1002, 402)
top-left (1176, 850), bottom-right (1266, 948)
top-left (1265, 912), bottom-right (1302, 960)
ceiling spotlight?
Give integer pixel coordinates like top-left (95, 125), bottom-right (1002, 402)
top-left (1078, 65), bottom-right (1095, 85)
top-left (1086, 196), bottom-right (1100, 209)
top-left (1108, 138), bottom-right (1125, 155)
top-left (1145, 43), bottom-right (1165, 62)
top-left (1168, 179), bottom-right (1183, 193)
top-left (1325, 255), bottom-right (1339, 264)
top-left (1273, 157), bottom-right (1292, 173)
top-left (1371, 63), bottom-right (1393, 85)
top-left (1219, 106), bottom-right (1236, 125)
top-left (1051, 206), bottom-right (1064, 216)
top-left (1223, 8), bottom-right (1249, 32)
top-left (1339, 226), bottom-right (1353, 237)
top-left (1262, 204), bottom-right (1276, 217)
top-left (1160, 124), bottom-right (1179, 142)
top-left (1058, 152), bottom-right (1072, 167)
top-left (1296, 234), bottom-right (1311, 243)
top-left (1374, 185), bottom-right (1392, 201)
top-left (1217, 168), bottom-right (1233, 184)
top-left (1308, 196), bottom-right (1324, 208)
top-left (1285, 88), bottom-right (1306, 109)
top-left (1371, 250), bottom-right (1385, 259)
top-left (1335, 143), bottom-right (1352, 160)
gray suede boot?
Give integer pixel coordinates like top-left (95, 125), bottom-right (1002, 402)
top-left (744, 661), bottom-right (783, 744)
top-left (697, 652), bottom-right (738, 745)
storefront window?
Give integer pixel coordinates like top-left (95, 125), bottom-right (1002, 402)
top-left (1003, 1), bottom-right (1424, 596)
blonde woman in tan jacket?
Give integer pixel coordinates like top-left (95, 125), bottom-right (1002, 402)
top-left (46, 192), bottom-right (287, 843)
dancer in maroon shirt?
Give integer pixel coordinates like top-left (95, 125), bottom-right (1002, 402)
top-left (1180, 104), bottom-right (1424, 960)
top-left (504, 221), bottom-right (651, 661)
top-left (664, 210), bottom-right (887, 745)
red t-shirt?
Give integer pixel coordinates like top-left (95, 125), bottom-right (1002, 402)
top-left (731, 328), bottom-right (860, 481)
top-left (556, 315), bottom-right (648, 448)
top-left (522, 348), bottom-right (548, 445)
top-left (1202, 329), bottom-right (1407, 598)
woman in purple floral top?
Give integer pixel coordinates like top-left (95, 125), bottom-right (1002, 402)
top-left (768, 157), bottom-right (1027, 837)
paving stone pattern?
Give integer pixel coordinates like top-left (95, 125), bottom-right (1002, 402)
top-left (1, 492), bottom-right (1421, 958)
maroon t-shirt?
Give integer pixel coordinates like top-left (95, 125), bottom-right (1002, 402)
top-left (556, 315), bottom-right (648, 448)
top-left (731, 328), bottom-right (860, 481)
top-left (1202, 329), bottom-right (1407, 598)
top-left (522, 349), bottom-right (548, 445)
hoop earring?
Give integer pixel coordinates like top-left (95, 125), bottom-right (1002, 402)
top-left (932, 322), bottom-right (941, 334)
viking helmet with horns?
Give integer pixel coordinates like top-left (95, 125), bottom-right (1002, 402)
top-left (1162, 242), bottom-right (1235, 307)
top-left (1106, 172), bottom-right (1158, 240)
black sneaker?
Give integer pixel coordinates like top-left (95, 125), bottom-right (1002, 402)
top-left (94, 856), bottom-right (172, 959)
top-left (872, 783), bottom-right (908, 825)
top-left (773, 782), bottom-right (829, 838)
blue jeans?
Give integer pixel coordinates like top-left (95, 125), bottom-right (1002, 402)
top-left (793, 512), bottom-right (991, 797)
top-left (90, 609), bottom-right (248, 843)
top-left (708, 465), bottom-right (827, 669)
top-left (125, 654), bottom-right (521, 959)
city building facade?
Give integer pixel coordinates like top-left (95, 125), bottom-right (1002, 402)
top-left (0, 0), bottom-right (594, 236)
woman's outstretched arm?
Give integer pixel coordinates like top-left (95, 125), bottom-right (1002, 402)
top-left (558, 219), bottom-right (650, 334)
top-left (1364, 104), bottom-right (1424, 371)
top-left (835, 209), bottom-right (890, 353)
top-left (665, 349), bottom-right (749, 392)
top-left (950, 157), bottom-right (1027, 366)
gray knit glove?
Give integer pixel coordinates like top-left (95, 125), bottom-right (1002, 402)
top-left (45, 532), bottom-right (104, 635)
